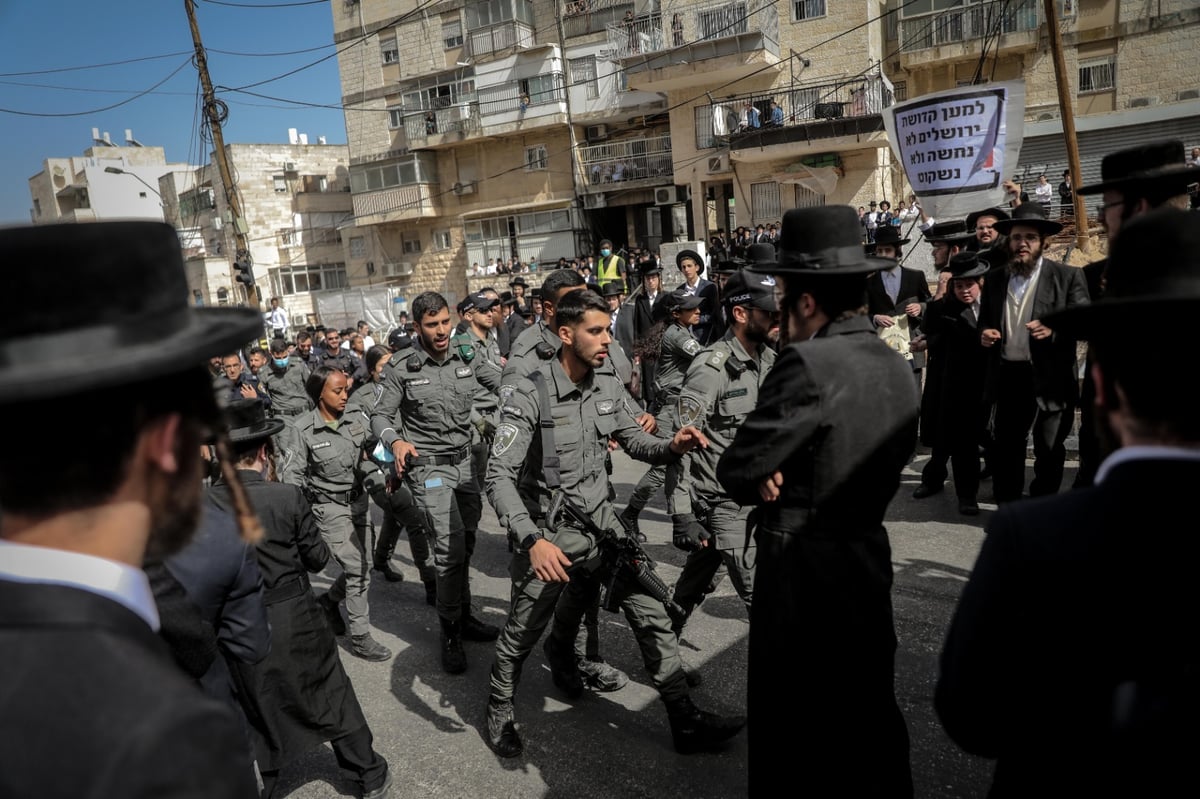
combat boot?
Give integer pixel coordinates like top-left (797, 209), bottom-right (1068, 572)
top-left (485, 699), bottom-right (523, 758)
top-left (618, 505), bottom-right (647, 543)
top-left (462, 614), bottom-right (500, 642)
top-left (664, 695), bottom-right (745, 755)
top-left (542, 634), bottom-right (584, 699)
top-left (350, 633), bottom-right (392, 662)
top-left (577, 657), bottom-right (628, 692)
top-left (423, 579), bottom-right (437, 607)
top-left (372, 557), bottom-right (404, 583)
top-left (440, 618), bottom-right (467, 674)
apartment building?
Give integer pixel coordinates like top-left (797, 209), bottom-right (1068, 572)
top-left (886, 0), bottom-right (1200, 202)
top-left (159, 137), bottom-right (355, 325)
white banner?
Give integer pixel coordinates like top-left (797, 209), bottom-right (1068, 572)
top-left (883, 80), bottom-right (1026, 222)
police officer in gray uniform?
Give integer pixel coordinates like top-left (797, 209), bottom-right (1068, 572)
top-left (669, 270), bottom-right (779, 633)
top-left (260, 337), bottom-right (312, 474)
top-left (370, 292), bottom-right (499, 675)
top-left (282, 365), bottom-right (390, 662)
top-left (451, 291), bottom-right (504, 488)
top-left (483, 290), bottom-right (745, 758)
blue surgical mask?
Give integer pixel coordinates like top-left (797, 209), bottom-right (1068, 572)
top-left (273, 357), bottom-right (290, 369)
top-left (600, 248), bottom-right (611, 258)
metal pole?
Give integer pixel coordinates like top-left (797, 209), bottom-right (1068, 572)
top-left (1042, 0), bottom-right (1091, 252)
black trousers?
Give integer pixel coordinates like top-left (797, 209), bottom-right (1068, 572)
top-left (992, 360), bottom-right (1075, 503)
top-left (259, 724), bottom-right (387, 798)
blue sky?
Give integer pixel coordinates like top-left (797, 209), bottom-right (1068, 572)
top-left (0, 0), bottom-right (348, 224)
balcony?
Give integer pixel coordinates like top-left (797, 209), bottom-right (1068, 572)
top-left (351, 183), bottom-right (442, 226)
top-left (578, 134), bottom-right (673, 190)
top-left (562, 0), bottom-right (633, 39)
top-left (478, 72), bottom-right (566, 118)
top-left (899, 0), bottom-right (1042, 68)
top-left (606, 0), bottom-right (779, 92)
top-left (715, 75), bottom-right (894, 162)
top-left (466, 20), bottom-right (536, 59)
top-left (402, 103), bottom-right (483, 148)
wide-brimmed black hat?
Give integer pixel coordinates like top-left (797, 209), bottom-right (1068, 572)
top-left (946, 251), bottom-right (990, 280)
top-left (509, 276), bottom-right (528, 288)
top-left (529, 287), bottom-right (543, 299)
top-left (638, 260), bottom-right (663, 276)
top-left (1046, 208), bottom-right (1200, 336)
top-left (601, 281), bottom-right (624, 298)
top-left (723, 269), bottom-right (778, 312)
top-left (499, 291), bottom-right (517, 307)
top-left (675, 249), bottom-right (705, 276)
top-left (992, 203), bottom-right (1063, 237)
top-left (965, 206), bottom-right (1010, 233)
top-left (1076, 139), bottom-right (1200, 196)
top-left (224, 398), bottom-right (285, 443)
top-left (743, 243), bottom-right (777, 272)
top-left (872, 226), bottom-right (910, 247)
top-left (0, 221), bottom-right (261, 402)
top-left (767, 206), bottom-right (887, 276)
top-left (923, 219), bottom-right (976, 246)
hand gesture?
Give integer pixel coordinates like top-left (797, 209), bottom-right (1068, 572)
top-left (390, 440), bottom-right (419, 477)
top-left (1026, 320), bottom-right (1053, 340)
top-left (758, 471), bottom-right (784, 502)
top-left (669, 425), bottom-right (709, 455)
top-left (239, 383), bottom-right (258, 399)
top-left (529, 539), bottom-right (571, 583)
top-left (636, 412), bottom-right (657, 434)
top-left (874, 314), bottom-right (895, 328)
top-left (981, 328), bottom-right (1001, 348)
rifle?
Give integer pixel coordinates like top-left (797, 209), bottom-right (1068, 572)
top-left (546, 491), bottom-right (687, 626)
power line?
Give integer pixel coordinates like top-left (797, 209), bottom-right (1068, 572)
top-left (0, 58), bottom-right (192, 117)
top-left (209, 42), bottom-right (336, 57)
top-left (0, 78), bottom-right (199, 96)
top-left (200, 0), bottom-right (328, 7)
top-left (0, 51), bottom-right (191, 78)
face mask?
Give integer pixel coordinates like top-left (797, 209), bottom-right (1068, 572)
top-left (273, 357), bottom-right (289, 368)
top-left (600, 248), bottom-right (611, 258)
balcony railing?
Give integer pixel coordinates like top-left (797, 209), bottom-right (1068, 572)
top-left (351, 183), bottom-right (440, 223)
top-left (578, 135), bottom-right (673, 187)
top-left (605, 0), bottom-right (777, 60)
top-left (477, 72), bottom-right (566, 117)
top-left (900, 0), bottom-right (1039, 51)
top-left (402, 103), bottom-right (482, 142)
top-left (562, 0), bottom-right (633, 38)
top-left (466, 20), bottom-right (535, 59)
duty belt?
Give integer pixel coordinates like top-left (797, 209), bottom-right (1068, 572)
top-left (263, 573), bottom-right (311, 606)
top-left (413, 444), bottom-right (471, 467)
top-left (307, 486), bottom-right (363, 505)
top-left (275, 407), bottom-right (306, 417)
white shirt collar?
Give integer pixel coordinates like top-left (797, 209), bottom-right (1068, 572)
top-left (0, 540), bottom-right (160, 630)
top-left (1094, 445), bottom-right (1200, 484)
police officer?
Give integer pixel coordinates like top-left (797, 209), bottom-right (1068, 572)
top-left (669, 270), bottom-right (779, 632)
top-left (483, 289), bottom-right (744, 758)
top-left (370, 292), bottom-right (499, 675)
top-left (216, 351), bottom-right (270, 408)
top-left (282, 365), bottom-right (390, 662)
top-left (295, 330), bottom-right (321, 370)
top-left (319, 328), bottom-right (362, 387)
top-left (259, 337), bottom-right (312, 474)
top-left (451, 292), bottom-right (503, 493)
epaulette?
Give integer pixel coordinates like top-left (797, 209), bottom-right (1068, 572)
top-left (702, 347), bottom-right (729, 371)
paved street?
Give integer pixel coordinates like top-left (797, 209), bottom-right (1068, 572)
top-left (279, 448), bottom-right (1062, 798)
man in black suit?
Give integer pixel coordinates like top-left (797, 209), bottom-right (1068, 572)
top-left (0, 221), bottom-right (260, 798)
top-left (937, 208), bottom-right (1200, 796)
top-left (866, 225), bottom-right (933, 393)
top-left (634, 260), bottom-right (665, 408)
top-left (978, 204), bottom-right (1090, 502)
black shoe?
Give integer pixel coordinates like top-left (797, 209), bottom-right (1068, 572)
top-left (462, 614), bottom-right (500, 642)
top-left (362, 770), bottom-right (393, 799)
top-left (373, 558), bottom-right (403, 583)
top-left (440, 619), bottom-right (467, 674)
top-left (958, 499), bottom-right (980, 516)
top-left (317, 593), bottom-right (346, 636)
top-left (619, 506), bottom-right (647, 544)
top-left (423, 579), bottom-right (437, 607)
top-left (485, 699), bottom-right (523, 758)
top-left (912, 483), bottom-right (944, 500)
top-left (665, 695), bottom-right (746, 754)
top-left (350, 633), bottom-right (392, 662)
top-left (542, 635), bottom-right (584, 699)
top-left (578, 657), bottom-right (628, 692)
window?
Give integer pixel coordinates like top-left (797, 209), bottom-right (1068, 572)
top-left (381, 38), bottom-right (399, 64)
top-left (402, 234), bottom-right (422, 254)
top-left (443, 19), bottom-right (463, 48)
top-left (434, 229), bottom-right (453, 250)
top-left (1079, 56), bottom-right (1116, 94)
top-left (521, 74), bottom-right (563, 106)
top-left (32, 198), bottom-right (41, 217)
top-left (349, 154), bottom-right (439, 192)
top-left (569, 56), bottom-right (599, 100)
top-left (695, 105), bottom-right (716, 149)
top-left (616, 68), bottom-right (629, 92)
top-left (793, 184), bottom-right (825, 209)
top-left (268, 263), bottom-right (348, 296)
top-left (350, 236), bottom-right (367, 258)
top-left (524, 144), bottom-right (548, 171)
top-left (699, 3), bottom-right (748, 39)
top-left (302, 175), bottom-right (328, 192)
top-left (273, 175), bottom-right (288, 193)
top-left (892, 80), bottom-right (907, 102)
top-left (793, 0), bottom-right (826, 21)
top-left (750, 181), bottom-right (781, 224)
top-left (388, 106), bottom-right (404, 129)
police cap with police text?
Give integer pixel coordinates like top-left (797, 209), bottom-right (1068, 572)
top-left (722, 269), bottom-right (778, 312)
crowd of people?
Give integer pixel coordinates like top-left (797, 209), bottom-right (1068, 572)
top-left (2, 138), bottom-right (1198, 799)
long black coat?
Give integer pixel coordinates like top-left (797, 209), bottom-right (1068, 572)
top-left (921, 296), bottom-right (988, 450)
top-left (208, 471), bottom-right (369, 772)
top-left (0, 580), bottom-right (257, 798)
top-left (937, 458), bottom-right (1200, 796)
top-left (717, 314), bottom-right (918, 798)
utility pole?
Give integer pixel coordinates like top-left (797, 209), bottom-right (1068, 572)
top-left (554, 11), bottom-right (589, 259)
top-left (184, 0), bottom-right (260, 308)
top-left (1043, 0), bottom-right (1091, 252)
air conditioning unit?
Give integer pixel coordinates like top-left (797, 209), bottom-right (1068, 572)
top-left (383, 262), bottom-right (414, 277)
top-left (1128, 96), bottom-right (1158, 108)
top-left (1179, 89), bottom-right (1200, 101)
top-left (583, 193), bottom-right (606, 209)
top-left (452, 181), bottom-right (476, 196)
top-left (655, 186), bottom-right (686, 206)
top-left (815, 102), bottom-right (844, 120)
top-left (211, 217), bottom-right (223, 230)
top-left (283, 162), bottom-right (297, 173)
top-left (706, 155), bottom-right (728, 174)
top-left (585, 124), bottom-right (608, 142)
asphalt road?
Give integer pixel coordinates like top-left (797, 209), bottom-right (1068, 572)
top-left (278, 448), bottom-right (1058, 798)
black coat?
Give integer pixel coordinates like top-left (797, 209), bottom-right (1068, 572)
top-left (0, 580), bottom-right (257, 798)
top-left (937, 458), bottom-right (1200, 796)
top-left (921, 296), bottom-right (988, 449)
top-left (677, 278), bottom-right (721, 345)
top-left (208, 472), bottom-right (370, 772)
top-left (717, 314), bottom-right (918, 797)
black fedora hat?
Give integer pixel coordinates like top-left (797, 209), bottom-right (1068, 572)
top-left (224, 398), bottom-right (285, 444)
top-left (510, 276), bottom-right (528, 288)
top-left (600, 281), bottom-right (624, 298)
top-left (675, 248), bottom-right (705, 276)
top-left (768, 206), bottom-right (887, 276)
top-left (1076, 139), bottom-right (1200, 196)
top-left (499, 291), bottom-right (517, 307)
top-left (965, 206), bottom-right (1010, 233)
top-left (743, 243), bottom-right (777, 271)
top-left (638, 260), bottom-right (663, 276)
top-left (872, 225), bottom-right (910, 247)
top-left (1046, 208), bottom-right (1200, 336)
top-left (923, 219), bottom-right (976, 246)
top-left (946, 251), bottom-right (990, 280)
top-left (992, 203), bottom-right (1063, 237)
top-left (0, 221), bottom-right (261, 402)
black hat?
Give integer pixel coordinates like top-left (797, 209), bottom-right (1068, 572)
top-left (946, 251), bottom-right (990, 280)
top-left (530, 287), bottom-right (543, 299)
top-left (872, 225), bottom-right (910, 247)
top-left (463, 291), bottom-right (499, 313)
top-left (456, 298), bottom-right (471, 315)
top-left (0, 221), bottom-right (261, 402)
top-left (869, 200), bottom-right (877, 207)
top-left (387, 328), bottom-right (413, 351)
top-left (1045, 208), bottom-right (1200, 336)
top-left (768, 206), bottom-right (886, 276)
top-left (675, 249), bottom-right (705, 276)
top-left (1075, 139), bottom-right (1200, 196)
top-left (743, 243), bottom-right (777, 272)
top-left (499, 291), bottom-right (518, 307)
top-left (992, 203), bottom-right (1063, 237)
top-left (923, 219), bottom-right (976, 246)
top-left (965, 206), bottom-right (1011, 233)
top-left (510, 276), bottom-right (528, 288)
top-left (713, 258), bottom-right (744, 276)
top-left (224, 398), bottom-right (285, 443)
top-left (601, 281), bottom-right (625, 298)
top-left (653, 288), bottom-right (705, 322)
top-left (638, 260), bottom-right (663, 276)
top-left (723, 269), bottom-right (778, 312)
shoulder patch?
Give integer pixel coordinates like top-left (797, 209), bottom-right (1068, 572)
top-left (499, 384), bottom-right (518, 405)
top-left (683, 338), bottom-right (702, 356)
top-left (492, 423), bottom-right (520, 456)
top-left (500, 405), bottom-right (523, 418)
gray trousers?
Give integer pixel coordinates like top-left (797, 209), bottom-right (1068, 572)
top-left (368, 479), bottom-right (436, 584)
top-left (673, 500), bottom-right (755, 613)
top-left (313, 496), bottom-right (373, 637)
top-left (408, 459), bottom-right (482, 624)
top-left (626, 408), bottom-right (685, 516)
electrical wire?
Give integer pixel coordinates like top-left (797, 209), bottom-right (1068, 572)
top-left (200, 0), bottom-right (328, 7)
top-left (0, 51), bottom-right (191, 77)
top-left (0, 57), bottom-right (192, 117)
